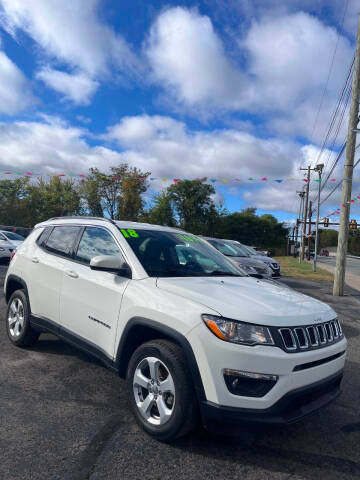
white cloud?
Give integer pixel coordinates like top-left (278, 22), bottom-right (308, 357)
top-left (106, 113), bottom-right (302, 187)
top-left (37, 68), bottom-right (99, 105)
top-left (0, 0), bottom-right (140, 103)
top-left (106, 114), bottom-right (359, 214)
top-left (0, 113), bottom-right (354, 215)
top-left (146, 7), bottom-right (250, 110)
top-left (0, 43), bottom-right (34, 114)
top-left (243, 12), bottom-right (353, 141)
top-left (0, 117), bottom-right (122, 174)
top-left (146, 7), bottom-right (353, 143)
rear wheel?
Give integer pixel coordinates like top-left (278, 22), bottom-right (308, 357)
top-left (6, 290), bottom-right (40, 347)
top-left (127, 340), bottom-right (198, 441)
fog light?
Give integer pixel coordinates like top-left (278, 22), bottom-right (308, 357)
top-left (223, 369), bottom-right (278, 397)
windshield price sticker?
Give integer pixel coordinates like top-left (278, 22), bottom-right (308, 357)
top-left (121, 229), bottom-right (139, 238)
top-left (175, 233), bottom-right (199, 243)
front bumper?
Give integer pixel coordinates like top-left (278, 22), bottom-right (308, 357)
top-left (187, 323), bottom-right (346, 410)
top-left (200, 371), bottom-right (343, 434)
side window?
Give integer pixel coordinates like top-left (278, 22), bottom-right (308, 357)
top-left (75, 227), bottom-right (123, 265)
top-left (0, 233), bottom-right (6, 241)
top-left (44, 226), bottom-right (81, 258)
top-left (36, 227), bottom-right (51, 246)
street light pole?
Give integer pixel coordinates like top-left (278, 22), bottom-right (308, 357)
top-left (300, 166), bottom-right (311, 261)
top-left (313, 163), bottom-right (324, 272)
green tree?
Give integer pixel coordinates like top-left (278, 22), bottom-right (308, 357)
top-left (147, 192), bottom-right (177, 226)
top-left (217, 208), bottom-right (287, 250)
top-left (79, 171), bottom-right (103, 216)
top-left (82, 165), bottom-right (150, 220)
top-left (348, 229), bottom-right (360, 255)
top-left (26, 177), bottom-right (81, 223)
top-left (0, 178), bottom-right (31, 227)
top-left (115, 166), bottom-right (151, 221)
top-left (318, 229), bottom-right (338, 249)
top-left (167, 179), bottom-right (217, 234)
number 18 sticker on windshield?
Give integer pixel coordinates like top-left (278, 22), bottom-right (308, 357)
top-left (121, 229), bottom-right (139, 238)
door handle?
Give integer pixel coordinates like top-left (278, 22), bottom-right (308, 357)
top-left (32, 257), bottom-right (39, 263)
top-left (65, 270), bottom-right (79, 278)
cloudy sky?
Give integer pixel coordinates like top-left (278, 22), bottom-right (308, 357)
top-left (0, 0), bottom-right (359, 222)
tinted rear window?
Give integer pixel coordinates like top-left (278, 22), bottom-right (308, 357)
top-left (44, 226), bottom-right (81, 257)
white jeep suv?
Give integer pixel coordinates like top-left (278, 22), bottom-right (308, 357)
top-left (4, 217), bottom-right (347, 441)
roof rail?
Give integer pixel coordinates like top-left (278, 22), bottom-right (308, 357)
top-left (47, 216), bottom-right (115, 224)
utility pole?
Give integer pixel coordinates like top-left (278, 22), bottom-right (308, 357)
top-left (313, 163), bottom-right (324, 272)
top-left (333, 14), bottom-right (360, 296)
top-left (295, 191), bottom-right (305, 258)
top-left (307, 200), bottom-right (313, 260)
top-left (300, 166), bottom-right (311, 261)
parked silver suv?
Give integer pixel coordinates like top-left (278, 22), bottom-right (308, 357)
top-left (201, 237), bottom-right (273, 278)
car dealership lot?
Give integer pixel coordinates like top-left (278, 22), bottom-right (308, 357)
top-left (1, 266), bottom-right (360, 480)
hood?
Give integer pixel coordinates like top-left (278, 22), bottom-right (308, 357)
top-left (156, 276), bottom-right (335, 327)
top-left (229, 256), bottom-right (270, 268)
top-left (228, 256), bottom-right (272, 277)
top-left (252, 255), bottom-right (278, 265)
top-left (8, 240), bottom-right (23, 247)
top-left (0, 240), bottom-right (17, 249)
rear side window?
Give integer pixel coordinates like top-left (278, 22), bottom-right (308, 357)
top-left (36, 227), bottom-right (51, 246)
top-left (44, 226), bottom-right (81, 258)
top-left (75, 227), bottom-right (123, 265)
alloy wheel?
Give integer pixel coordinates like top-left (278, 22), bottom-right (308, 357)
top-left (133, 356), bottom-right (176, 426)
top-left (8, 298), bottom-right (25, 338)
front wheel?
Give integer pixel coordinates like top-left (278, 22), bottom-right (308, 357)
top-left (127, 340), bottom-right (198, 441)
top-left (6, 290), bottom-right (40, 347)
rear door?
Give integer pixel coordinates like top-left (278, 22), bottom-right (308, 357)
top-left (59, 226), bottom-right (130, 358)
top-left (27, 225), bottom-right (82, 326)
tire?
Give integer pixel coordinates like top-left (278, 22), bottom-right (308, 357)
top-left (127, 339), bottom-right (198, 442)
top-left (6, 289), bottom-right (40, 347)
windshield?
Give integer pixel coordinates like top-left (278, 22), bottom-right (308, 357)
top-left (208, 239), bottom-right (249, 257)
top-left (119, 228), bottom-right (245, 277)
top-left (3, 232), bottom-right (24, 241)
top-left (241, 244), bottom-right (259, 256)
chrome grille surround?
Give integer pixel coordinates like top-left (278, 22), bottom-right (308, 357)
top-left (278, 319), bottom-right (343, 352)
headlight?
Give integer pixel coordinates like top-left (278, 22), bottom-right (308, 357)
top-left (236, 263), bottom-right (256, 273)
top-left (0, 247), bottom-right (5, 251)
top-left (202, 314), bottom-right (274, 346)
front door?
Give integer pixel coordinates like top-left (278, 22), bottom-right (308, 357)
top-left (59, 226), bottom-right (130, 359)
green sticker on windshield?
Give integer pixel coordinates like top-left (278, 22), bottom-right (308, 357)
top-left (121, 228), bottom-right (139, 238)
top-left (175, 233), bottom-right (200, 243)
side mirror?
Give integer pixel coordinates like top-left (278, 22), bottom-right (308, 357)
top-left (90, 255), bottom-right (132, 278)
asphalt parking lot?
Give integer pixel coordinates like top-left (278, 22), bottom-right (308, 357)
top-left (1, 265), bottom-right (360, 480)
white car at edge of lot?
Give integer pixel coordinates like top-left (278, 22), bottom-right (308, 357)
top-left (0, 230), bottom-right (24, 262)
top-left (4, 217), bottom-right (346, 441)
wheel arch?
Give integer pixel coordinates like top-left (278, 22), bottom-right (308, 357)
top-left (116, 317), bottom-right (206, 402)
top-left (5, 275), bottom-right (29, 305)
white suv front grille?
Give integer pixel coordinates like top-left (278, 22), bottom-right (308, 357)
top-left (278, 319), bottom-right (342, 352)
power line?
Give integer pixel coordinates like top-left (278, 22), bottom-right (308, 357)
top-left (309, 0), bottom-right (350, 145)
top-left (312, 57), bottom-right (354, 172)
top-left (309, 61), bottom-right (354, 206)
top-left (318, 157), bottom-right (360, 207)
top-left (313, 145), bottom-right (360, 213)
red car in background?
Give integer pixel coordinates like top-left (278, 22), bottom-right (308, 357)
top-left (320, 249), bottom-right (329, 256)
